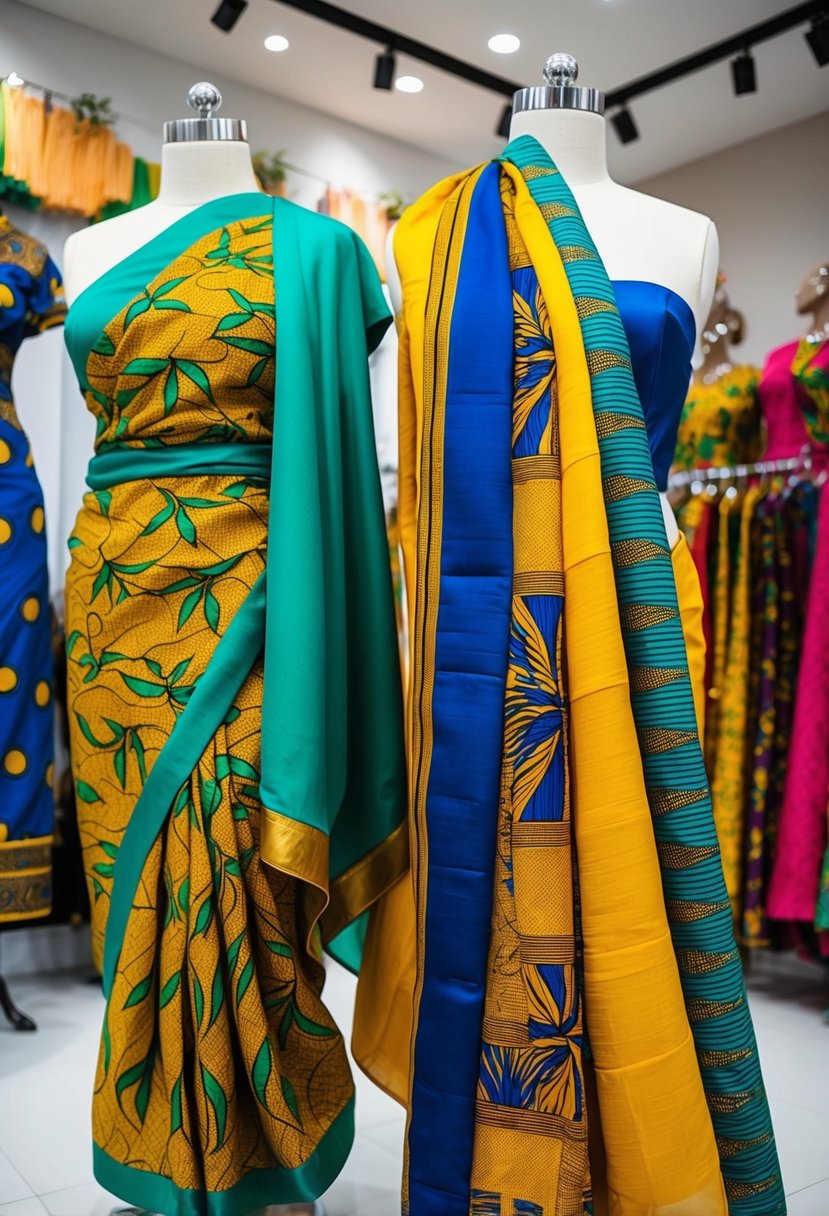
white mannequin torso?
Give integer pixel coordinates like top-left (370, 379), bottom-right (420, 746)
top-left (385, 108), bottom-right (719, 546)
top-left (62, 140), bottom-right (260, 305)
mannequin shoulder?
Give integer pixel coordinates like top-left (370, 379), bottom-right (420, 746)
top-left (63, 208), bottom-right (166, 304)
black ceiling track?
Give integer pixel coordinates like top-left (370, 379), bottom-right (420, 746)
top-left (268, 0), bottom-right (828, 108)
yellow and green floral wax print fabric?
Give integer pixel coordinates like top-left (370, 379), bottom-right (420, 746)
top-left (63, 195), bottom-right (406, 1215)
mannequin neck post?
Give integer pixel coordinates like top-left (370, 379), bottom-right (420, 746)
top-left (157, 139), bottom-right (261, 206)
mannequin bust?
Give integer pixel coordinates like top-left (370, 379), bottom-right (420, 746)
top-left (693, 275), bottom-right (746, 386)
top-left (795, 260), bottom-right (829, 343)
top-left (63, 83), bottom-right (260, 306)
top-left (386, 55), bottom-right (718, 547)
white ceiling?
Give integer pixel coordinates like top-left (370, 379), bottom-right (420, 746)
top-left (16, 0), bottom-right (829, 181)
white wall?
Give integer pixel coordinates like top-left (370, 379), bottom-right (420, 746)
top-left (0, 0), bottom-right (455, 589)
top-left (638, 110), bottom-right (829, 369)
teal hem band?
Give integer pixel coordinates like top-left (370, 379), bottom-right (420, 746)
top-left (87, 441), bottom-right (273, 489)
top-left (93, 1096), bottom-right (355, 1216)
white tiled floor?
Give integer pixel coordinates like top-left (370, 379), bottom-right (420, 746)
top-left (0, 952), bottom-right (826, 1215)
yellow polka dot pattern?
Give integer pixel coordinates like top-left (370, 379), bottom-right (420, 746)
top-left (0, 667), bottom-right (18, 693)
top-left (20, 597), bottom-right (40, 622)
top-left (0, 518), bottom-right (11, 545)
top-left (31, 506), bottom-right (44, 534)
top-left (35, 680), bottom-right (50, 707)
top-left (0, 439), bottom-right (10, 463)
top-left (3, 750), bottom-right (28, 777)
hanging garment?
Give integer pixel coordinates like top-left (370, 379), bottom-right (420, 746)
top-left (0, 215), bottom-right (65, 923)
top-left (710, 486), bottom-right (761, 921)
top-left (359, 140), bottom-right (783, 1216)
top-left (769, 337), bottom-right (829, 928)
top-left (63, 196), bottom-right (407, 1214)
top-left (674, 365), bottom-right (764, 472)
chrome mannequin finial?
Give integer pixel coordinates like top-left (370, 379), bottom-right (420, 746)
top-left (163, 81), bottom-right (247, 143)
top-left (512, 50), bottom-right (605, 117)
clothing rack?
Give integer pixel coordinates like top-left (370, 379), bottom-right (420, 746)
top-left (3, 74), bottom-right (337, 189)
top-left (668, 447), bottom-right (813, 491)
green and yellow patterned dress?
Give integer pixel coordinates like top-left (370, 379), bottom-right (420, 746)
top-left (63, 194), bottom-right (406, 1215)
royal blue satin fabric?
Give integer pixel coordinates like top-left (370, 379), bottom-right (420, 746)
top-left (406, 163), bottom-right (514, 1215)
top-left (613, 280), bottom-right (696, 491)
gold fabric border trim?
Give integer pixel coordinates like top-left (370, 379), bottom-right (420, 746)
top-left (475, 1101), bottom-right (588, 1141)
top-left (511, 455), bottom-right (561, 483)
top-left (0, 834), bottom-right (53, 921)
top-left (323, 820), bottom-right (409, 944)
top-left (518, 934), bottom-right (576, 964)
top-left (511, 821), bottom-right (570, 848)
top-left (513, 572), bottom-right (566, 596)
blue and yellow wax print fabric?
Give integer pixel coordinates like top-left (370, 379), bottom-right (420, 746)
top-left (63, 194), bottom-right (406, 1215)
top-left (0, 215), bottom-right (65, 922)
top-left (379, 140), bottom-right (784, 1215)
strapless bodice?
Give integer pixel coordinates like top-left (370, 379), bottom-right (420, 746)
top-left (613, 280), bottom-right (696, 491)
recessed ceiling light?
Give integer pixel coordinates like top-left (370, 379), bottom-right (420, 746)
top-left (488, 33), bottom-right (520, 54)
top-left (264, 34), bottom-right (290, 52)
top-left (395, 75), bottom-right (424, 93)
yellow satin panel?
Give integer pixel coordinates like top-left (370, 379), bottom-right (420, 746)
top-left (505, 165), bottom-right (726, 1215)
top-left (671, 531), bottom-right (707, 743)
top-left (352, 170), bottom-right (473, 1106)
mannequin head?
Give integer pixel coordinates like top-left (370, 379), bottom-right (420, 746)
top-left (795, 261), bottom-right (829, 317)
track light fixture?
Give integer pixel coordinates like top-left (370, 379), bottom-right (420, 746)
top-left (211, 0), bottom-right (247, 33)
top-left (731, 49), bottom-right (757, 94)
top-left (374, 47), bottom-right (396, 90)
top-left (611, 105), bottom-right (639, 144)
top-left (496, 102), bottom-right (513, 139)
top-left (805, 12), bottom-right (829, 65)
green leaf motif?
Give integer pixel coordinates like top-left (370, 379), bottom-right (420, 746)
top-left (278, 1003), bottom-right (293, 1050)
top-left (170, 1074), bottom-right (183, 1136)
top-left (207, 968), bottom-right (224, 1031)
top-left (252, 1038), bottom-right (272, 1109)
top-left (122, 357), bottom-right (168, 377)
top-left (224, 858), bottom-right (241, 877)
top-left (123, 971), bottom-right (153, 1009)
top-left (222, 935), bottom-right (243, 985)
top-left (169, 657), bottom-right (192, 686)
top-left (135, 1042), bottom-right (156, 1124)
top-left (221, 481), bottom-right (248, 500)
top-left (66, 630), bottom-right (84, 657)
top-left (101, 840), bottom-right (119, 860)
top-left (266, 940), bottom-right (293, 958)
top-left (193, 897), bottom-right (214, 939)
top-left (92, 331), bottom-right (116, 356)
top-left (95, 489), bottom-right (112, 517)
top-left (247, 356), bottom-right (268, 387)
top-left (176, 506), bottom-right (197, 546)
top-left (228, 288), bottom-right (254, 313)
top-left (194, 973), bottom-right (204, 1027)
top-left (224, 336), bottom-right (274, 357)
top-left (124, 295), bottom-right (150, 330)
top-left (199, 775), bottom-right (222, 817)
top-left (178, 877), bottom-right (190, 913)
top-left (281, 1076), bottom-right (301, 1125)
top-left (114, 738), bottom-right (127, 788)
top-left (229, 756), bottom-right (260, 781)
top-left (177, 360), bottom-right (214, 403)
top-left (102, 1014), bottom-right (111, 1072)
top-left (163, 365), bottom-right (178, 416)
top-left (214, 312), bottom-right (252, 333)
top-left (92, 861), bottom-right (114, 878)
top-left (293, 1004), bottom-right (336, 1038)
top-left (130, 732), bottom-right (148, 784)
top-left (178, 586), bottom-right (203, 630)
top-left (154, 299), bottom-right (190, 314)
top-left (236, 958), bottom-right (254, 1008)
top-left (115, 1059), bottom-right (145, 1112)
top-left (119, 673), bottom-right (165, 698)
top-left (152, 276), bottom-right (188, 300)
top-left (76, 713), bottom-right (122, 749)
top-left (232, 802), bottom-right (248, 821)
top-left (173, 784), bottom-right (190, 818)
top-left (159, 972), bottom-right (181, 1009)
top-left (92, 878), bottom-right (106, 901)
top-left (76, 779), bottom-right (102, 804)
top-left (204, 587), bottom-right (220, 633)
top-left (224, 706), bottom-right (241, 725)
top-left (201, 1064), bottom-right (228, 1152)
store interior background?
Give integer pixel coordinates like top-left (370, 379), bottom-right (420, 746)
top-left (1, 0), bottom-right (828, 1212)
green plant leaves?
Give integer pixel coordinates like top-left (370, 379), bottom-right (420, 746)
top-left (194, 973), bottom-right (205, 1027)
top-left (119, 673), bottom-right (165, 698)
top-left (76, 779), bottom-right (101, 804)
top-left (236, 958), bottom-right (254, 1007)
top-left (123, 971), bottom-right (153, 1010)
top-left (178, 586), bottom-right (203, 630)
top-left (207, 968), bottom-right (224, 1031)
top-left (252, 1038), bottom-right (272, 1109)
top-left (177, 360), bottom-right (214, 402)
top-left (123, 357), bottom-right (168, 377)
top-left (163, 365), bottom-right (178, 416)
top-left (281, 1076), bottom-right (301, 1125)
top-left (201, 1064), bottom-right (228, 1151)
top-left (170, 1074), bottom-right (183, 1135)
top-left (159, 972), bottom-right (181, 1010)
top-left (92, 331), bottom-right (116, 356)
